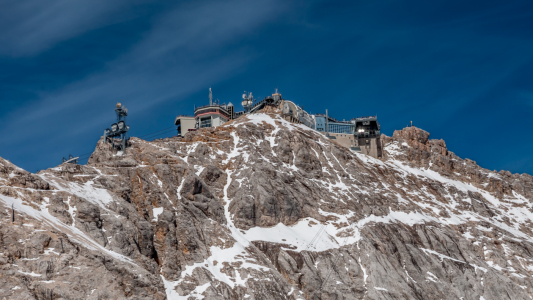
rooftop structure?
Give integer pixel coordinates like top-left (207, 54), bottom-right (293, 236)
top-left (244, 90), bottom-right (283, 114)
top-left (354, 116), bottom-right (382, 158)
top-left (314, 113), bottom-right (354, 135)
top-left (281, 99), bottom-right (314, 128)
top-left (174, 115), bottom-right (195, 137)
top-left (175, 87), bottom-right (383, 158)
top-left (193, 88), bottom-right (233, 129)
top-left (312, 110), bottom-right (357, 150)
top-left (237, 89), bottom-right (315, 128)
top-left (354, 116), bottom-right (380, 137)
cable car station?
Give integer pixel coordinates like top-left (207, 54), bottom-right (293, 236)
top-left (174, 88), bottom-right (384, 158)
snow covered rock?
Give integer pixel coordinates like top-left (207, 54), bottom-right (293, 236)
top-left (0, 112), bottom-right (532, 299)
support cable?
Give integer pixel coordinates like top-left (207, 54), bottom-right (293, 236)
top-left (138, 126), bottom-right (176, 139)
top-left (304, 224), bottom-right (327, 252)
top-left (317, 220), bottom-right (358, 295)
top-left (54, 125), bottom-right (177, 169)
top-left (142, 128), bottom-right (177, 141)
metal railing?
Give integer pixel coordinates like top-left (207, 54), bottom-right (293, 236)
top-left (356, 133), bottom-right (381, 139)
top-left (194, 107), bottom-right (230, 119)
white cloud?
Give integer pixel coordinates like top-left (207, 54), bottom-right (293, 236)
top-left (0, 0), bottom-right (136, 56)
top-left (0, 0), bottom-right (287, 146)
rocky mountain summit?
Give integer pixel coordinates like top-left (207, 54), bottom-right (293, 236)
top-left (0, 111), bottom-right (532, 300)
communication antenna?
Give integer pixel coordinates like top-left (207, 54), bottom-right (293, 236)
top-left (272, 88), bottom-right (282, 102)
top-left (241, 91), bottom-right (253, 111)
top-left (104, 103), bottom-right (130, 151)
top-left (209, 88), bottom-right (213, 106)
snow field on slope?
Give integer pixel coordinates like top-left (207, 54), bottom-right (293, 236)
top-left (40, 170), bottom-right (115, 209)
top-left (384, 157), bottom-right (533, 242)
top-left (166, 113), bottom-right (533, 298)
top-left (0, 194), bottom-right (135, 265)
top-left (231, 113), bottom-right (316, 133)
top-left (163, 116), bottom-right (319, 299)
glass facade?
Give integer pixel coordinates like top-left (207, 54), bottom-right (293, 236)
top-left (314, 116), bottom-right (354, 134)
top-left (315, 116), bottom-right (326, 132)
top-left (328, 123), bottom-right (354, 134)
top-left (200, 117), bottom-right (211, 128)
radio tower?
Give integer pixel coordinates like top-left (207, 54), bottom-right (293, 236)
top-left (103, 103), bottom-right (130, 151)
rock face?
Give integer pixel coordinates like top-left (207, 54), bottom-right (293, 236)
top-left (0, 112), bottom-right (532, 300)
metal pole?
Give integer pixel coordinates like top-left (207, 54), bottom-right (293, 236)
top-left (326, 109), bottom-right (329, 137)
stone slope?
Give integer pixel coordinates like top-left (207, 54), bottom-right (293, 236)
top-left (0, 112), bottom-right (532, 299)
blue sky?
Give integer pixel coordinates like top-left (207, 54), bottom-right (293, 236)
top-left (1, 0), bottom-right (532, 174)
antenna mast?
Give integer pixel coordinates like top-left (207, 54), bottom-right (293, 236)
top-left (209, 88), bottom-right (213, 106)
top-left (103, 103), bottom-right (130, 151)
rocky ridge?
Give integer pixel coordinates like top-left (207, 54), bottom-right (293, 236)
top-left (0, 111), bottom-right (532, 299)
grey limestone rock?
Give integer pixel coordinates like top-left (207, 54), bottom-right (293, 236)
top-left (0, 111), bottom-right (532, 299)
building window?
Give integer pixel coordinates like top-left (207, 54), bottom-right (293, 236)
top-left (200, 117), bottom-right (211, 128)
top-left (328, 123), bottom-right (353, 134)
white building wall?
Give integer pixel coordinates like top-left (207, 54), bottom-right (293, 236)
top-left (212, 115), bottom-right (228, 127)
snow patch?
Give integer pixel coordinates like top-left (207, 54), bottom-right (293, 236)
top-left (152, 207), bottom-right (164, 222)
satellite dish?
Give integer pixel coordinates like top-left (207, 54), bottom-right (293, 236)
top-left (118, 121), bottom-right (125, 131)
top-left (111, 123), bottom-right (118, 132)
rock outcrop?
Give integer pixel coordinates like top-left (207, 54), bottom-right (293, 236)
top-left (0, 112), bottom-right (532, 299)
